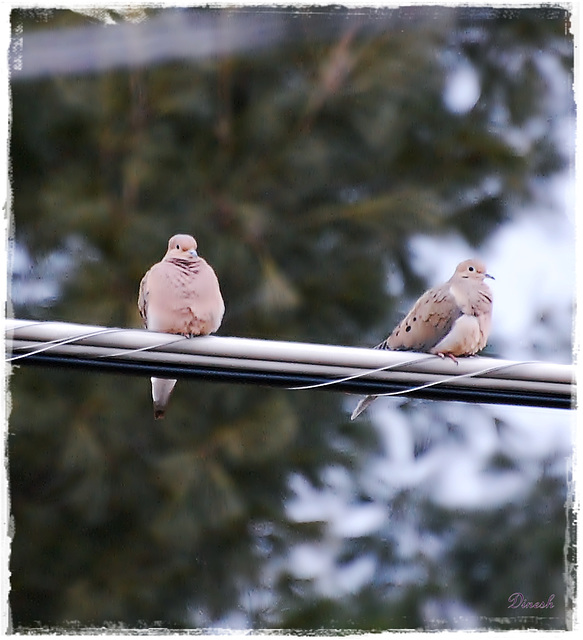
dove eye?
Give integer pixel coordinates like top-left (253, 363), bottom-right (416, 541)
top-left (176, 244), bottom-right (180, 249)
top-left (468, 266), bottom-right (474, 272)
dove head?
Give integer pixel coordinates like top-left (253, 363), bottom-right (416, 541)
top-left (453, 259), bottom-right (494, 282)
top-left (165, 234), bottom-right (199, 260)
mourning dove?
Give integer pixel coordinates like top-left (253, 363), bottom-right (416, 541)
top-left (351, 258), bottom-right (494, 420)
top-left (138, 234), bottom-right (225, 419)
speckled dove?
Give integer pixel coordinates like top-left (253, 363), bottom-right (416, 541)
top-left (138, 234), bottom-right (225, 419)
top-left (351, 258), bottom-right (494, 420)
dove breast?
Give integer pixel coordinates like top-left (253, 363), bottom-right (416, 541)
top-left (429, 313), bottom-right (484, 356)
top-left (141, 257), bottom-right (224, 336)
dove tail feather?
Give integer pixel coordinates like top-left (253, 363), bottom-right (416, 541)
top-left (151, 377), bottom-right (177, 420)
top-left (351, 394), bottom-right (378, 420)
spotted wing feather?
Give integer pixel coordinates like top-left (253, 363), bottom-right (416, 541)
top-left (378, 283), bottom-right (462, 352)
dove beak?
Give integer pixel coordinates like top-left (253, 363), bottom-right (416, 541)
top-left (189, 249), bottom-right (198, 258)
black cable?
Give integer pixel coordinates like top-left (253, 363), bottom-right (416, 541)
top-left (14, 352), bottom-right (573, 410)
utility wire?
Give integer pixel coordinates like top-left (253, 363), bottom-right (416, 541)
top-left (5, 319), bottom-right (574, 410)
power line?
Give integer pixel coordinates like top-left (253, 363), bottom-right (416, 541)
top-left (5, 319), bottom-right (574, 410)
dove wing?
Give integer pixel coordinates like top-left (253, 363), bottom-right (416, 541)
top-left (381, 283), bottom-right (463, 352)
top-left (137, 269), bottom-right (150, 328)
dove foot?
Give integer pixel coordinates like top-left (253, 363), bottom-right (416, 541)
top-left (436, 352), bottom-right (459, 364)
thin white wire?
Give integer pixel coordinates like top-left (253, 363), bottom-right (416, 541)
top-left (6, 323), bottom-right (190, 362)
top-left (286, 354), bottom-right (437, 390)
top-left (97, 336), bottom-right (188, 359)
top-left (286, 353), bottom-right (538, 398)
top-left (6, 327), bottom-right (125, 362)
top-left (371, 360), bottom-right (538, 399)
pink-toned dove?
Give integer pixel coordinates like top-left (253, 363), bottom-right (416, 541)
top-left (138, 234), bottom-right (225, 419)
top-left (351, 258), bottom-right (494, 420)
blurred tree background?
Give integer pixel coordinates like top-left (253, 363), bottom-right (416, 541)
top-left (7, 5), bottom-right (574, 631)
